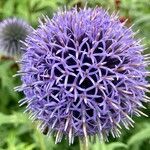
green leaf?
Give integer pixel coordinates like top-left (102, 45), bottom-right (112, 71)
top-left (92, 141), bottom-right (107, 150)
top-left (25, 144), bottom-right (36, 150)
top-left (2, 0), bottom-right (14, 17)
top-left (127, 127), bottom-right (150, 146)
top-left (107, 142), bottom-right (128, 150)
top-left (0, 112), bottom-right (27, 125)
top-left (134, 14), bottom-right (150, 26)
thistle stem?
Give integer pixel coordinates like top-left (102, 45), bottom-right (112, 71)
top-left (79, 138), bottom-right (89, 150)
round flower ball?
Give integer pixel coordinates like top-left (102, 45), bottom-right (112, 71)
top-left (0, 18), bottom-right (32, 58)
top-left (16, 7), bottom-right (149, 144)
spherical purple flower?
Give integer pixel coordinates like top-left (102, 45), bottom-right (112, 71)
top-left (0, 18), bottom-right (32, 58)
top-left (16, 7), bottom-right (150, 144)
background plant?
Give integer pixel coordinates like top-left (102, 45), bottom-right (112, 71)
top-left (0, 0), bottom-right (150, 150)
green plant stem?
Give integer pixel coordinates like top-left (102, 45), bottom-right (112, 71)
top-left (79, 138), bottom-right (89, 150)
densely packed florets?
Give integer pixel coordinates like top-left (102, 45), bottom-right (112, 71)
top-left (16, 7), bottom-right (149, 144)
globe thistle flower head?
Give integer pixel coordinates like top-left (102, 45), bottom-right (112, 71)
top-left (0, 17), bottom-right (32, 58)
top-left (16, 7), bottom-right (150, 144)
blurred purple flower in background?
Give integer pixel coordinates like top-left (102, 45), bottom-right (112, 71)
top-left (15, 7), bottom-right (150, 144)
top-left (0, 18), bottom-right (32, 58)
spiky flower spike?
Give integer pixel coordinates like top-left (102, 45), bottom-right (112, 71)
top-left (16, 7), bottom-right (150, 145)
top-left (0, 18), bottom-right (32, 58)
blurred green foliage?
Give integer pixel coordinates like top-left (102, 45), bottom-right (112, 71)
top-left (0, 0), bottom-right (150, 150)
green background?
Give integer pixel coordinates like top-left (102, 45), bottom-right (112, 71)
top-left (0, 0), bottom-right (150, 150)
